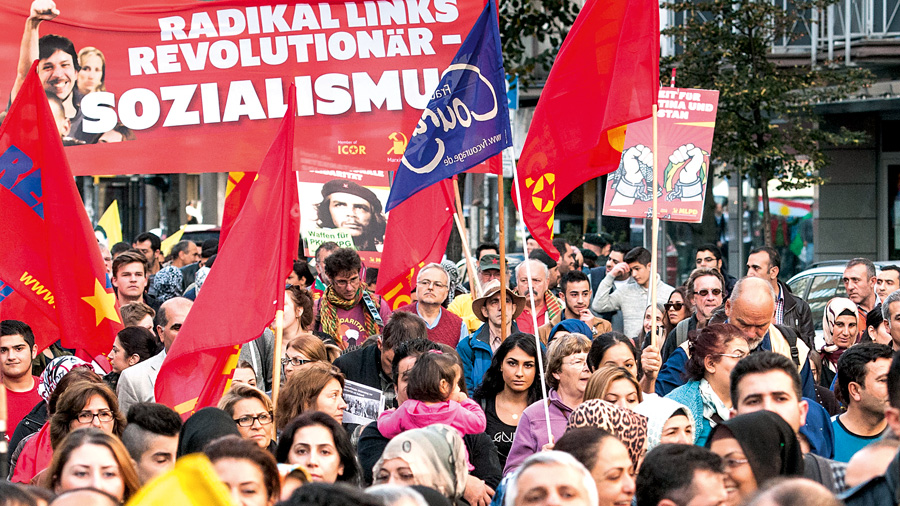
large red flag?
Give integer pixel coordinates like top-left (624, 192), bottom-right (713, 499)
top-left (0, 61), bottom-right (121, 368)
top-left (513, 0), bottom-right (659, 259)
top-left (377, 179), bottom-right (455, 310)
top-left (155, 87), bottom-right (300, 416)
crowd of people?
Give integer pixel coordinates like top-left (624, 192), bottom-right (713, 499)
top-left (6, 228), bottom-right (900, 506)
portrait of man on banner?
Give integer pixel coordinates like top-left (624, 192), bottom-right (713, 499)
top-left (308, 179), bottom-right (388, 253)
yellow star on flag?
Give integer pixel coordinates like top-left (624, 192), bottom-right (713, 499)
top-left (81, 278), bottom-right (121, 326)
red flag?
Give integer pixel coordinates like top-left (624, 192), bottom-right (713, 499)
top-left (377, 179), bottom-right (455, 310)
top-left (221, 171), bottom-right (256, 245)
top-left (155, 87), bottom-right (300, 416)
top-left (0, 61), bottom-right (121, 368)
top-left (513, 0), bottom-right (659, 259)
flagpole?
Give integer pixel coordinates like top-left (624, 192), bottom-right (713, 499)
top-left (511, 162), bottom-right (554, 445)
top-left (272, 286), bottom-right (287, 407)
top-left (453, 177), bottom-right (480, 296)
top-left (498, 174), bottom-right (507, 341)
top-left (649, 104), bottom-right (660, 349)
top-left (0, 383), bottom-right (7, 478)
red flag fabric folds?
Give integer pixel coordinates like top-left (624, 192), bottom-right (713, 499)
top-left (155, 87), bottom-right (300, 416)
top-left (0, 61), bottom-right (121, 367)
top-left (377, 179), bottom-right (455, 310)
top-left (513, 0), bottom-right (659, 259)
top-left (221, 171), bottom-right (256, 245)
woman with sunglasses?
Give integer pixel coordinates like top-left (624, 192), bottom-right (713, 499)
top-left (219, 383), bottom-right (276, 452)
top-left (665, 287), bottom-right (692, 327)
top-left (665, 324), bottom-right (749, 446)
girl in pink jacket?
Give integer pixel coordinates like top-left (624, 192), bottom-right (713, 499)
top-left (377, 350), bottom-right (486, 469)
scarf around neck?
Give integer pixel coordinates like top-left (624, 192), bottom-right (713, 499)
top-left (318, 285), bottom-right (380, 347)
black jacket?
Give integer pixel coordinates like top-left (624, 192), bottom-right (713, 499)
top-left (780, 280), bottom-right (815, 349)
top-left (841, 447), bottom-right (900, 506)
top-left (333, 345), bottom-right (392, 394)
top-left (356, 420), bottom-right (502, 488)
top-left (8, 400), bottom-right (46, 468)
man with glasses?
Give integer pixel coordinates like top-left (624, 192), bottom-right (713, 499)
top-left (747, 246), bottom-right (814, 348)
top-left (659, 268), bottom-right (726, 363)
top-left (314, 248), bottom-right (391, 348)
top-left (394, 263), bottom-right (466, 347)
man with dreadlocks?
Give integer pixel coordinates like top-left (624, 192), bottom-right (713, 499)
top-left (314, 248), bottom-right (392, 349)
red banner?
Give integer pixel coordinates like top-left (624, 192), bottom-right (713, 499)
top-left (0, 0), bottom-right (484, 176)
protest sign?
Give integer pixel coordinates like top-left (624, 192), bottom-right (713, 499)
top-left (298, 169), bottom-right (390, 266)
top-left (602, 87), bottom-right (719, 223)
top-left (0, 0), bottom-right (486, 176)
top-left (343, 380), bottom-right (385, 424)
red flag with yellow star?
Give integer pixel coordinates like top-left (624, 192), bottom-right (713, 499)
top-left (0, 61), bottom-right (121, 369)
top-left (513, 0), bottom-right (659, 259)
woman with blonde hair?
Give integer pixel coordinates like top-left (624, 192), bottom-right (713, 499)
top-left (584, 366), bottom-right (642, 410)
top-left (75, 47), bottom-right (106, 97)
top-left (275, 362), bottom-right (347, 431)
top-left (219, 383), bottom-right (276, 452)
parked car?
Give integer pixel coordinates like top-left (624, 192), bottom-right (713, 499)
top-left (786, 260), bottom-right (896, 343)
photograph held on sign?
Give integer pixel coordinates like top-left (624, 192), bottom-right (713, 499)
top-left (314, 179), bottom-right (387, 252)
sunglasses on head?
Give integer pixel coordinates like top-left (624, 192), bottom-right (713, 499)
top-left (696, 288), bottom-right (723, 297)
top-left (664, 302), bottom-right (684, 311)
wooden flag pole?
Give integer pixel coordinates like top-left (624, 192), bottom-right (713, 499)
top-left (453, 177), bottom-right (480, 296)
top-left (649, 104), bottom-right (661, 348)
top-left (271, 283), bottom-right (286, 408)
top-left (498, 175), bottom-right (507, 341)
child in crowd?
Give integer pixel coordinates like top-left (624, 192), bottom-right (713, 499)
top-left (377, 350), bottom-right (486, 469)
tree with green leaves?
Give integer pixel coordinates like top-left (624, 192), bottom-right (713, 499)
top-left (661, 0), bottom-right (870, 245)
top-left (499, 0), bottom-right (579, 84)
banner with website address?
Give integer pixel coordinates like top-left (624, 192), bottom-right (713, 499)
top-left (0, 0), bottom-right (488, 176)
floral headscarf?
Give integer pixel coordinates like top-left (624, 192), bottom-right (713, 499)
top-left (566, 399), bottom-right (648, 468)
top-left (149, 266), bottom-right (183, 303)
top-left (633, 396), bottom-right (697, 451)
top-left (374, 424), bottom-right (467, 500)
top-left (37, 356), bottom-right (96, 401)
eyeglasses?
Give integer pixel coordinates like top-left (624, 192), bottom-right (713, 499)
top-left (282, 357), bottom-right (311, 367)
top-left (417, 280), bottom-right (448, 289)
top-left (76, 409), bottom-right (114, 424)
top-left (234, 412), bottom-right (274, 427)
top-left (664, 302), bottom-right (684, 311)
top-left (723, 458), bottom-right (749, 469)
top-left (564, 358), bottom-right (589, 370)
top-left (696, 288), bottom-right (723, 297)
top-left (333, 276), bottom-right (360, 288)
top-left (715, 350), bottom-right (748, 360)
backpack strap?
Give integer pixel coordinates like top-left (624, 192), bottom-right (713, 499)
top-left (775, 324), bottom-right (801, 367)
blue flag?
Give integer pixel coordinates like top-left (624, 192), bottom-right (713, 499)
top-left (385, 0), bottom-right (511, 212)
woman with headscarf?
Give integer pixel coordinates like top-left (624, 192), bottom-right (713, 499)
top-left (177, 407), bottom-right (241, 458)
top-left (9, 358), bottom-right (103, 482)
top-left (547, 319), bottom-right (594, 343)
top-left (819, 297), bottom-right (860, 387)
top-left (707, 410), bottom-right (804, 506)
top-left (373, 424), bottom-right (468, 504)
top-left (633, 396), bottom-right (697, 451)
top-left (565, 399), bottom-right (648, 470)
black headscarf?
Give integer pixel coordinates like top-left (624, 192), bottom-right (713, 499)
top-left (708, 410), bottom-right (804, 485)
top-left (177, 407), bottom-right (240, 457)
